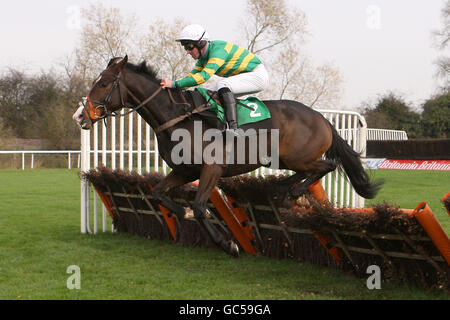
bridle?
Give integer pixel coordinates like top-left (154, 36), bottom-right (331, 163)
top-left (85, 71), bottom-right (162, 121)
top-left (86, 72), bottom-right (124, 120)
top-left (84, 69), bottom-right (212, 134)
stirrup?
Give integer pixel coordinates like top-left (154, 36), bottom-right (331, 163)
top-left (224, 123), bottom-right (240, 136)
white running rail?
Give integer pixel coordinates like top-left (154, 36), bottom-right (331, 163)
top-left (367, 128), bottom-right (408, 141)
top-left (0, 150), bottom-right (81, 170)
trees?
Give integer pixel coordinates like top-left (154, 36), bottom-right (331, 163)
top-left (362, 93), bottom-right (422, 138)
top-left (272, 49), bottom-right (342, 107)
top-left (0, 69), bottom-right (81, 149)
top-left (241, 0), bottom-right (308, 55)
top-left (139, 17), bottom-right (192, 80)
top-left (361, 1), bottom-right (450, 139)
top-left (65, 0), bottom-right (342, 109)
top-left (362, 91), bottom-right (450, 139)
top-left (0, 69), bottom-right (41, 138)
top-left (68, 3), bottom-right (139, 84)
top-left (238, 0), bottom-right (342, 108)
top-left (433, 0), bottom-right (450, 90)
top-left (421, 91), bottom-right (450, 138)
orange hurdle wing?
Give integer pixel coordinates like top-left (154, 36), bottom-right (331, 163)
top-left (412, 202), bottom-right (450, 265)
top-left (442, 192), bottom-right (450, 217)
top-left (209, 188), bottom-right (257, 255)
top-left (93, 186), bottom-right (115, 219)
top-left (147, 183), bottom-right (178, 241)
top-left (191, 181), bottom-right (257, 255)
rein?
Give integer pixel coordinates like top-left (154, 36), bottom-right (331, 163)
top-left (86, 71), bottom-right (212, 134)
top-left (153, 89), bottom-right (213, 134)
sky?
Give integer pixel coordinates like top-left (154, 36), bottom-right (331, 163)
top-left (0, 0), bottom-right (447, 111)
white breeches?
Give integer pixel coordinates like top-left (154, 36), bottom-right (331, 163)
top-left (216, 64), bottom-right (269, 97)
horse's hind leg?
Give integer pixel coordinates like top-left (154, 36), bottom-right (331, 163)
top-left (289, 160), bottom-right (337, 199)
top-left (273, 172), bottom-right (307, 201)
top-left (193, 164), bottom-right (239, 257)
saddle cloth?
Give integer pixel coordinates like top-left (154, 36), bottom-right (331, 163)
top-left (194, 88), bottom-right (271, 127)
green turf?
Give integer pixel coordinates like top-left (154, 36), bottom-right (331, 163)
top-left (0, 169), bottom-right (448, 300)
top-left (366, 170), bottom-right (450, 231)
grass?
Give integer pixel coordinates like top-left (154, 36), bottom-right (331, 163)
top-left (0, 169), bottom-right (448, 300)
top-left (365, 170), bottom-right (450, 231)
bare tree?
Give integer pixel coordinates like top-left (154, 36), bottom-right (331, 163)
top-left (434, 0), bottom-right (450, 49)
top-left (265, 45), bottom-right (309, 99)
top-left (433, 0), bottom-right (450, 90)
top-left (263, 45), bottom-right (342, 108)
top-left (69, 3), bottom-right (139, 83)
top-left (302, 63), bottom-right (342, 108)
top-left (139, 18), bottom-right (192, 80)
top-left (64, 1), bottom-right (342, 109)
top-left (241, 0), bottom-right (308, 54)
top-left (239, 0), bottom-right (343, 108)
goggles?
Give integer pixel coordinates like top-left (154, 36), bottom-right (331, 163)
top-left (180, 40), bottom-right (196, 51)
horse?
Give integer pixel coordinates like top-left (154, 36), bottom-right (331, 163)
top-left (73, 55), bottom-right (383, 257)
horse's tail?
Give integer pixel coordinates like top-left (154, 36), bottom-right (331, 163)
top-left (325, 124), bottom-right (383, 199)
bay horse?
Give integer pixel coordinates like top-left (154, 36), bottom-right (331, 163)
top-left (73, 56), bottom-right (382, 257)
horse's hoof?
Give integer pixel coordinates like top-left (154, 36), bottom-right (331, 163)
top-left (222, 240), bottom-right (240, 258)
top-left (168, 203), bottom-right (186, 219)
top-left (273, 187), bottom-right (288, 202)
top-left (289, 188), bottom-right (307, 200)
top-left (175, 207), bottom-right (186, 219)
top-left (272, 191), bottom-right (284, 201)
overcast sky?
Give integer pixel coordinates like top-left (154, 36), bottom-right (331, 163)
top-left (0, 0), bottom-right (447, 111)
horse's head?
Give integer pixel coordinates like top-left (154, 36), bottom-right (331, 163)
top-left (73, 55), bottom-right (128, 130)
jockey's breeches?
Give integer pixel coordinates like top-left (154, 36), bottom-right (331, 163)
top-left (216, 64), bottom-right (269, 97)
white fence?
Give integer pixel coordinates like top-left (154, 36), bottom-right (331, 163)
top-left (367, 128), bottom-right (408, 141)
top-left (316, 109), bottom-right (367, 209)
top-left (2, 128), bottom-right (400, 171)
top-left (0, 150), bottom-right (81, 170)
top-left (79, 108), bottom-right (368, 233)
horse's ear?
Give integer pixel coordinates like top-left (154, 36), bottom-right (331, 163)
top-left (116, 55), bottom-right (128, 71)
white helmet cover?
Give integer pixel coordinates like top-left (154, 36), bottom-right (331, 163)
top-left (176, 24), bottom-right (210, 42)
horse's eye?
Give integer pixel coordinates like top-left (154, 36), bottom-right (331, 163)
top-left (99, 81), bottom-right (108, 88)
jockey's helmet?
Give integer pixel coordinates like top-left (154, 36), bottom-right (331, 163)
top-left (176, 24), bottom-right (209, 51)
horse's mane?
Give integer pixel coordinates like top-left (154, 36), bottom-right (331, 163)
top-left (106, 57), bottom-right (159, 83)
top-left (125, 61), bottom-right (159, 83)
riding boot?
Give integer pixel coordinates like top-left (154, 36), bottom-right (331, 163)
top-left (218, 88), bottom-right (239, 134)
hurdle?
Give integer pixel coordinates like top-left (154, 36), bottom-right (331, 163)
top-left (83, 168), bottom-right (449, 290)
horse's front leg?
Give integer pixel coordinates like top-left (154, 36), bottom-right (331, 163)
top-left (193, 164), bottom-right (239, 257)
top-left (152, 170), bottom-right (197, 218)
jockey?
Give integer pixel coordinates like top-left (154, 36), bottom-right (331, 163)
top-left (160, 24), bottom-right (269, 134)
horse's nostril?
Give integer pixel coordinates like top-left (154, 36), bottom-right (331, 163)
top-left (73, 105), bottom-right (85, 122)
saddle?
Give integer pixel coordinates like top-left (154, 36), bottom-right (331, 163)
top-left (155, 88), bottom-right (271, 134)
top-left (187, 88), bottom-right (271, 128)
top-left (185, 89), bottom-right (226, 130)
